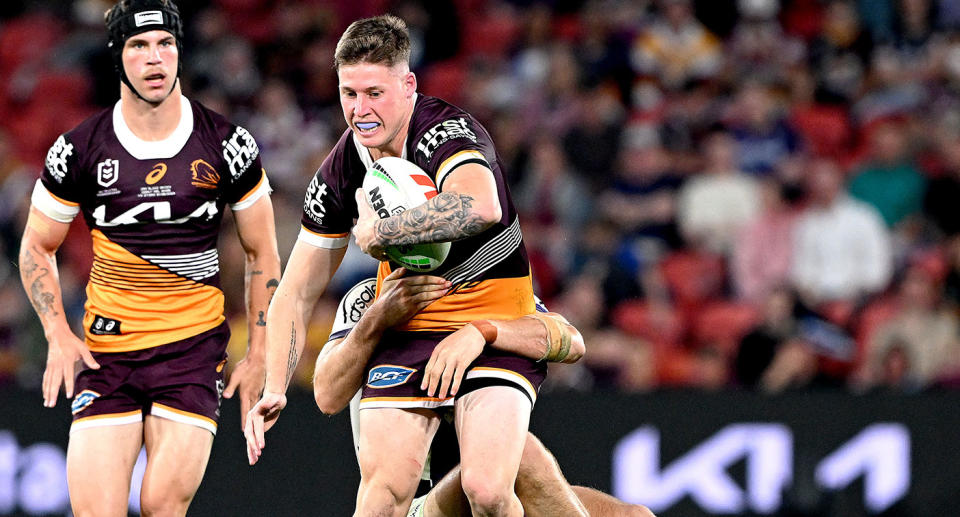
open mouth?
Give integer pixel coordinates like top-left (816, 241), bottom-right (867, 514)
top-left (355, 121), bottom-right (381, 133)
top-left (144, 73), bottom-right (166, 87)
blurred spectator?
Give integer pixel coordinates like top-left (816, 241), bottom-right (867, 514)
top-left (562, 84), bottom-right (626, 191)
top-left (581, 327), bottom-right (658, 392)
top-left (848, 120), bottom-right (927, 228)
top-left (853, 264), bottom-right (960, 390)
top-left (0, 129), bottom-right (32, 261)
top-left (677, 130), bottom-right (760, 254)
top-left (791, 159), bottom-right (893, 306)
top-left (728, 81), bottom-right (802, 176)
top-left (735, 287), bottom-right (808, 389)
top-left (923, 129), bottom-right (960, 236)
top-left (807, 0), bottom-right (874, 105)
top-left (244, 79), bottom-right (330, 194)
top-left (630, 0), bottom-right (722, 89)
top-left (732, 179), bottom-right (798, 302)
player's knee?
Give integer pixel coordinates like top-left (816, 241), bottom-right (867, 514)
top-left (140, 490), bottom-right (191, 517)
top-left (460, 468), bottom-right (514, 515)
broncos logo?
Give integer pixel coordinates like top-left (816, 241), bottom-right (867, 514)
top-left (190, 159), bottom-right (220, 189)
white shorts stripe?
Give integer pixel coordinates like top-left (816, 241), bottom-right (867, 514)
top-left (464, 368), bottom-right (537, 404)
top-left (150, 405), bottom-right (217, 435)
top-left (357, 398), bottom-right (455, 411)
top-left (70, 413), bottom-right (142, 434)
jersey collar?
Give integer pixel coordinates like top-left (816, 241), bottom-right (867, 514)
top-left (113, 94), bottom-right (194, 160)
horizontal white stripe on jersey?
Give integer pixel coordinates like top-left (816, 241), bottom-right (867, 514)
top-left (230, 172), bottom-right (273, 211)
top-left (444, 217), bottom-right (522, 285)
top-left (141, 249), bottom-right (219, 281)
top-left (31, 180), bottom-right (80, 223)
top-left (297, 227), bottom-right (349, 249)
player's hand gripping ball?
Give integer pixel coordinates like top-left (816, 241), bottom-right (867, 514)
top-left (361, 157), bottom-right (451, 272)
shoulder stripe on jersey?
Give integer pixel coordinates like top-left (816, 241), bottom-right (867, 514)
top-left (230, 170), bottom-right (272, 211)
top-left (436, 150), bottom-right (488, 190)
top-left (444, 217), bottom-right (523, 286)
top-left (298, 227), bottom-right (350, 249)
top-left (31, 180), bottom-right (80, 223)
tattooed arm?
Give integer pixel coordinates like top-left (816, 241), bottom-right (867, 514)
top-left (244, 240), bottom-right (346, 465)
top-left (19, 207), bottom-right (100, 408)
top-left (223, 196), bottom-right (282, 428)
top-left (353, 162), bottom-right (502, 257)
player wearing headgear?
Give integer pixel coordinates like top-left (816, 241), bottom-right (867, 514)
top-left (246, 14), bottom-right (544, 516)
top-left (307, 273), bottom-right (654, 517)
top-left (17, 1), bottom-right (280, 515)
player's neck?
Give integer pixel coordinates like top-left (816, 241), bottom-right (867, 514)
top-left (119, 84), bottom-right (184, 142)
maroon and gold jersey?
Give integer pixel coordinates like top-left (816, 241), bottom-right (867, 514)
top-left (32, 96), bottom-right (270, 353)
top-left (299, 94), bottom-right (534, 331)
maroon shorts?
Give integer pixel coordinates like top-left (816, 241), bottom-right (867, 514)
top-left (70, 323), bottom-right (229, 435)
top-left (358, 331), bottom-right (547, 411)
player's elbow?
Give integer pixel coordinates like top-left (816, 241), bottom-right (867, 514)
top-left (313, 389), bottom-right (347, 416)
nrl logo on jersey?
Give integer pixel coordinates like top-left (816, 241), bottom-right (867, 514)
top-left (97, 158), bottom-right (120, 187)
top-left (416, 118), bottom-right (477, 161)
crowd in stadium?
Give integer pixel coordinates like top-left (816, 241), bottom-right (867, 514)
top-left (2, 0), bottom-right (960, 394)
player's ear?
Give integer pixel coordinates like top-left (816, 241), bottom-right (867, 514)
top-left (404, 71), bottom-right (417, 97)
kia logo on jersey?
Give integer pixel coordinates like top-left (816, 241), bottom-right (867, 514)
top-left (97, 159), bottom-right (119, 187)
top-left (366, 365), bottom-right (417, 389)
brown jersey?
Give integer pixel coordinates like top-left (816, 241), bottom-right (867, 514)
top-left (299, 94), bottom-right (534, 331)
top-left (33, 96), bottom-right (269, 352)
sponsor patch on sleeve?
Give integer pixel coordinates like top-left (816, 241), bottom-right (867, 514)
top-left (221, 126), bottom-right (259, 179)
top-left (415, 118), bottom-right (478, 162)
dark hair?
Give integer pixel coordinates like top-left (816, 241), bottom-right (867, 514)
top-left (103, 0), bottom-right (183, 101)
top-left (334, 14), bottom-right (411, 70)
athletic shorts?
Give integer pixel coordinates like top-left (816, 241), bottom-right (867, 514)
top-left (358, 330), bottom-right (547, 411)
top-left (70, 322), bottom-right (229, 435)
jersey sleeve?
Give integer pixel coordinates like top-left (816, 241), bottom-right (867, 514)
top-left (413, 112), bottom-right (495, 191)
top-left (32, 134), bottom-right (81, 223)
top-left (221, 125), bottom-right (272, 210)
top-left (298, 151), bottom-right (355, 250)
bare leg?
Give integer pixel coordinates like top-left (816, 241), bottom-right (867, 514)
top-left (67, 423), bottom-right (143, 517)
top-left (140, 415), bottom-right (214, 517)
top-left (571, 486), bottom-right (657, 517)
top-left (455, 387), bottom-right (530, 517)
top-left (357, 408), bottom-right (440, 517)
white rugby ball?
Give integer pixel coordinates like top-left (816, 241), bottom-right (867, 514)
top-left (361, 157), bottom-right (451, 272)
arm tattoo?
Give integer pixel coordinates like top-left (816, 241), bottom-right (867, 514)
top-left (375, 192), bottom-right (489, 247)
top-left (22, 249), bottom-right (38, 278)
top-left (284, 323), bottom-right (298, 388)
top-left (256, 311), bottom-right (267, 326)
top-left (29, 269), bottom-right (58, 316)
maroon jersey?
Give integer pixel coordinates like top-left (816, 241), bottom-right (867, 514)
top-left (299, 94), bottom-right (534, 331)
top-left (32, 96), bottom-right (269, 352)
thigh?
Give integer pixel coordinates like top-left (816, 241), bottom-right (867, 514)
top-left (514, 434), bottom-right (588, 517)
top-left (141, 415), bottom-right (214, 506)
top-left (357, 408), bottom-right (440, 504)
top-left (67, 423), bottom-right (144, 517)
top-left (455, 386), bottom-right (531, 482)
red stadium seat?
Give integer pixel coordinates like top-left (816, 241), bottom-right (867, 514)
top-left (790, 105), bottom-right (851, 159)
top-left (612, 299), bottom-right (687, 349)
top-left (460, 9), bottom-right (520, 58)
top-left (419, 59), bottom-right (467, 106)
top-left (659, 251), bottom-right (726, 310)
top-left (0, 14), bottom-right (63, 75)
top-left (691, 301), bottom-right (760, 352)
top-left (29, 71), bottom-right (92, 109)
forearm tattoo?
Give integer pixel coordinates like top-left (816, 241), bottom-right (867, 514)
top-left (22, 249), bottom-right (38, 278)
top-left (284, 323), bottom-right (298, 388)
top-left (29, 269), bottom-right (58, 316)
top-left (375, 192), bottom-right (489, 246)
